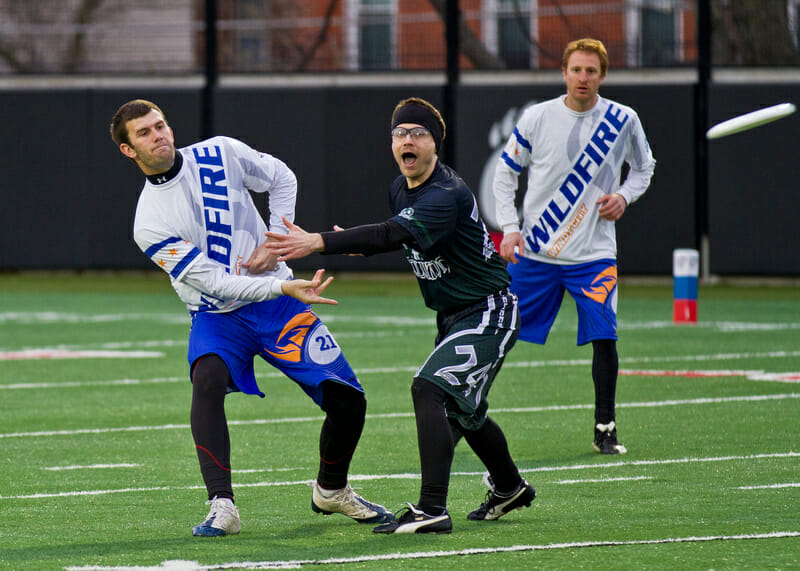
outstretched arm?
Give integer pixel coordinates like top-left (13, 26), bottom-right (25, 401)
top-left (281, 269), bottom-right (337, 305)
top-left (264, 216), bottom-right (411, 261)
top-left (264, 218), bottom-right (325, 261)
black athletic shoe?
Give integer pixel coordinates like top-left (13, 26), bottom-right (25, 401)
top-left (593, 421), bottom-right (627, 454)
top-left (372, 503), bottom-right (452, 534)
top-left (467, 479), bottom-right (535, 521)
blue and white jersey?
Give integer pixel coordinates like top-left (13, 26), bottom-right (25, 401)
top-left (133, 136), bottom-right (295, 312)
top-left (493, 95), bottom-right (656, 264)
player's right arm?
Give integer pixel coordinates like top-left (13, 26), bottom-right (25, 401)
top-left (493, 120), bottom-right (532, 263)
top-left (134, 225), bottom-right (335, 305)
top-left (135, 226), bottom-right (284, 302)
top-left (262, 217), bottom-right (412, 261)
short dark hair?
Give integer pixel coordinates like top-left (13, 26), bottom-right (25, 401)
top-left (110, 99), bottom-right (166, 147)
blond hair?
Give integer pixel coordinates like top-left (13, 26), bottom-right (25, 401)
top-left (562, 38), bottom-right (608, 77)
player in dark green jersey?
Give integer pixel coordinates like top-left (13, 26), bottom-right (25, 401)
top-left (264, 97), bottom-right (535, 534)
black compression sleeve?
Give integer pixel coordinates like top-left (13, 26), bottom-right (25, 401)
top-left (320, 220), bottom-right (412, 256)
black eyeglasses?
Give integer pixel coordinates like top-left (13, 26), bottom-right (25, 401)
top-left (391, 127), bottom-right (431, 140)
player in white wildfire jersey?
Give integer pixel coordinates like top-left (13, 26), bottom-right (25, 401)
top-left (493, 39), bottom-right (656, 454)
top-left (111, 99), bottom-right (392, 536)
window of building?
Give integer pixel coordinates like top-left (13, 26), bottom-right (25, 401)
top-left (346, 0), bottom-right (395, 70)
top-left (483, 0), bottom-right (534, 69)
top-left (497, 0), bottom-right (532, 69)
top-left (641, 1), bottom-right (677, 66)
top-left (627, 0), bottom-right (686, 67)
top-left (233, 0), bottom-right (271, 71)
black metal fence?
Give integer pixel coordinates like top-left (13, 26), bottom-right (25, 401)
top-left (1, 1), bottom-right (798, 75)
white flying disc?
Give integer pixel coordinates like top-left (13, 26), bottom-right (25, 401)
top-left (706, 102), bottom-right (796, 139)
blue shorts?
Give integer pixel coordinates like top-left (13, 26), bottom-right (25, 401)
top-left (187, 295), bottom-right (360, 405)
top-left (508, 257), bottom-right (618, 346)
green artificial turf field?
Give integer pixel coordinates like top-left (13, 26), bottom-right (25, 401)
top-left (1, 271), bottom-right (798, 570)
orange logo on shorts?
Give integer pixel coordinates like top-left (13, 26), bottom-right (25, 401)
top-left (264, 309), bottom-right (318, 362)
top-left (581, 267), bottom-right (617, 304)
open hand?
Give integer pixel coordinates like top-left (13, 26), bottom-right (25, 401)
top-left (281, 269), bottom-right (337, 305)
top-left (263, 217), bottom-right (324, 261)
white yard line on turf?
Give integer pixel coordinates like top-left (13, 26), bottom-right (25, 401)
top-left (3, 349), bottom-right (800, 390)
top-left (554, 476), bottom-right (652, 484)
top-left (4, 452), bottom-right (798, 501)
top-left (42, 464), bottom-right (140, 471)
top-left (0, 330), bottom-right (406, 355)
top-left (737, 483), bottom-right (800, 490)
top-left (63, 531), bottom-right (800, 570)
top-left (1, 393), bottom-right (799, 439)
top-left (0, 349), bottom-right (164, 360)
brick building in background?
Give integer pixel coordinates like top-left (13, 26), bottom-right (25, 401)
top-left (209, 0), bottom-right (698, 73)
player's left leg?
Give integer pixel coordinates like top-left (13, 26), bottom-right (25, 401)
top-left (254, 296), bottom-right (392, 524)
top-left (591, 339), bottom-right (625, 454)
top-left (309, 380), bottom-right (392, 524)
top-left (564, 259), bottom-right (626, 454)
top-left (317, 380), bottom-right (365, 490)
top-left (375, 289), bottom-right (532, 533)
top-left (461, 417), bottom-right (535, 521)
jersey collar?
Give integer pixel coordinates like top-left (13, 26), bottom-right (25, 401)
top-left (146, 151), bottom-right (183, 186)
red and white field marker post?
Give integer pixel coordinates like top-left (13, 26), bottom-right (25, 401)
top-left (673, 248), bottom-right (699, 324)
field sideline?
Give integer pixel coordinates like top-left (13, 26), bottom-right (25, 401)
top-left (0, 271), bottom-right (798, 570)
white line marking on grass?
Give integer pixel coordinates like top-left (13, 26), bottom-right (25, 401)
top-left (1, 331), bottom-right (401, 356)
top-left (316, 314), bottom-right (435, 326)
top-left (2, 393), bottom-right (799, 439)
top-left (4, 349), bottom-right (800, 390)
top-left (0, 377), bottom-right (186, 390)
top-left (737, 483), bottom-right (800, 490)
top-left (0, 312), bottom-right (188, 324)
top-left (63, 531), bottom-right (800, 570)
top-left (509, 452), bottom-right (800, 476)
top-left (506, 350), bottom-right (800, 370)
top-left (6, 452), bottom-right (797, 501)
top-left (233, 467), bottom-right (306, 474)
top-left (555, 476), bottom-right (653, 484)
top-left (621, 320), bottom-right (800, 332)
top-left (42, 464), bottom-right (140, 471)
top-left (1, 486), bottom-right (171, 500)
top-left (493, 392), bottom-right (800, 415)
top-left (620, 369), bottom-right (800, 383)
top-left (0, 339), bottom-right (188, 354)
top-left (0, 349), bottom-right (164, 360)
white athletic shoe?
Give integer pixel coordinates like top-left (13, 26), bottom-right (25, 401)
top-left (192, 496), bottom-right (241, 537)
top-left (311, 483), bottom-right (394, 524)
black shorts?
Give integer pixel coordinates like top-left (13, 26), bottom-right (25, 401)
top-left (416, 289), bottom-right (519, 430)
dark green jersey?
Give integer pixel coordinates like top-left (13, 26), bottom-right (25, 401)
top-left (389, 161), bottom-right (510, 313)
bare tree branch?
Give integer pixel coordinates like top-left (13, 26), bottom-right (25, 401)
top-left (712, 0), bottom-right (799, 65)
top-left (426, 0), bottom-right (506, 70)
top-left (65, 0), bottom-right (106, 72)
top-left (294, 0), bottom-right (339, 71)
